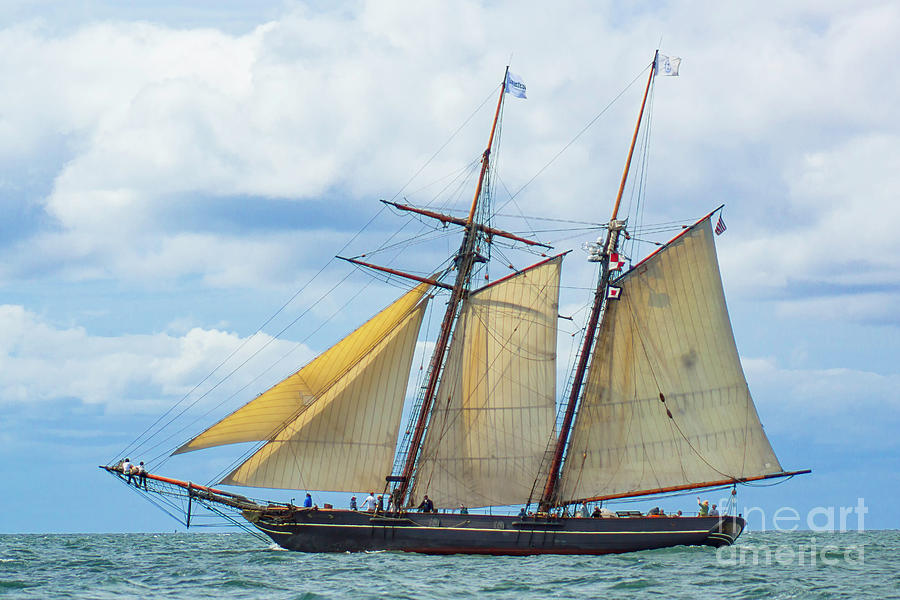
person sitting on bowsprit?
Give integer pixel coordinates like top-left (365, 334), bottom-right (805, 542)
top-left (136, 461), bottom-right (147, 490)
top-left (121, 458), bottom-right (134, 485)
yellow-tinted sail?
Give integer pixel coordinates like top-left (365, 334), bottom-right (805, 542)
top-left (220, 299), bottom-right (428, 491)
top-left (174, 283), bottom-right (431, 489)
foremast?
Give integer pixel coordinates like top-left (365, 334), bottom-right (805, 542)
top-left (538, 51), bottom-right (659, 512)
top-left (392, 68), bottom-right (510, 507)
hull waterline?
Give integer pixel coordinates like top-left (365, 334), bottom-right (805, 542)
top-left (244, 508), bottom-right (744, 555)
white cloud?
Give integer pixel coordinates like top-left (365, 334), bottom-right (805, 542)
top-left (744, 355), bottom-right (900, 449)
top-left (0, 1), bottom-right (898, 309)
top-left (719, 132), bottom-right (900, 323)
top-left (774, 292), bottom-right (899, 325)
top-left (0, 304), bottom-right (311, 411)
top-left (1, 0), bottom-right (897, 534)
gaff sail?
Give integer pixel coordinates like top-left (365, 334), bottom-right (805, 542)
top-left (413, 255), bottom-right (564, 508)
top-left (174, 282), bottom-right (432, 492)
top-left (557, 218), bottom-right (781, 503)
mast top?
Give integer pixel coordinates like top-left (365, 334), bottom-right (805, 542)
top-left (537, 50), bottom-right (659, 511)
top-left (392, 66), bottom-right (515, 506)
top-left (608, 50), bottom-right (658, 224)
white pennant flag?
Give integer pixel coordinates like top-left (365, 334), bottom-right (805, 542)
top-left (657, 54), bottom-right (681, 77)
top-left (505, 71), bottom-right (527, 99)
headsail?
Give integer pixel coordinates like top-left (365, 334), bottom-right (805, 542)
top-left (557, 218), bottom-right (781, 503)
top-left (413, 255), bottom-right (563, 508)
top-left (174, 282), bottom-right (432, 491)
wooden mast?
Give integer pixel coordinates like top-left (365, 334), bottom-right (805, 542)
top-left (538, 51), bottom-right (658, 511)
top-left (393, 67), bottom-right (509, 506)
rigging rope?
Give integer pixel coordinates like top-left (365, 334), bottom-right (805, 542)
top-left (147, 270), bottom-right (363, 468)
top-left (387, 86), bottom-right (498, 203)
top-left (496, 64), bottom-right (651, 213)
top-left (624, 295), bottom-right (737, 482)
top-left (117, 85), bottom-right (506, 466)
top-left (115, 213), bottom-right (382, 464)
top-left (122, 62), bottom-right (691, 517)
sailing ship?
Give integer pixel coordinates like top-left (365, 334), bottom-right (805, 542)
top-left (102, 52), bottom-right (808, 555)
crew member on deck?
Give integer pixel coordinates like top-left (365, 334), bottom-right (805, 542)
top-left (349, 496), bottom-right (358, 510)
top-left (709, 504), bottom-right (719, 517)
top-left (303, 493), bottom-right (313, 508)
top-left (418, 495), bottom-right (434, 513)
top-left (363, 492), bottom-right (377, 512)
top-left (390, 489), bottom-right (403, 513)
top-left (697, 497), bottom-right (710, 516)
top-left (376, 495), bottom-right (384, 513)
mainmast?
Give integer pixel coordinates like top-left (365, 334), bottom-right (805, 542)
top-left (392, 68), bottom-right (510, 506)
top-left (538, 51), bottom-right (658, 511)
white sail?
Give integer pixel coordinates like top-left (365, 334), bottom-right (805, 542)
top-left (558, 219), bottom-right (781, 502)
top-left (413, 256), bottom-right (563, 508)
top-left (174, 282), bottom-right (431, 492)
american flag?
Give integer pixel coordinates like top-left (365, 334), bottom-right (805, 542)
top-left (715, 215), bottom-right (727, 236)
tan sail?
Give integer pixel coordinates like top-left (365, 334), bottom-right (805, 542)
top-left (173, 283), bottom-right (431, 491)
top-left (220, 300), bottom-right (428, 491)
top-left (413, 256), bottom-right (563, 508)
top-left (557, 219), bottom-right (781, 503)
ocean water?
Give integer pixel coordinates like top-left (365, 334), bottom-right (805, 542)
top-left (0, 530), bottom-right (894, 599)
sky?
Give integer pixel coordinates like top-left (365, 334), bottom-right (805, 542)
top-left (1, 0), bottom-right (898, 534)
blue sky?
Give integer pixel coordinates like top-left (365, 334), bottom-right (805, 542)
top-left (1, 1), bottom-right (898, 533)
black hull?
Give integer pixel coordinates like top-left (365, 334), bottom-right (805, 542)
top-left (244, 509), bottom-right (744, 555)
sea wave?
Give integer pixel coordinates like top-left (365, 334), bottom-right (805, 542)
top-left (0, 531), bottom-right (894, 599)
